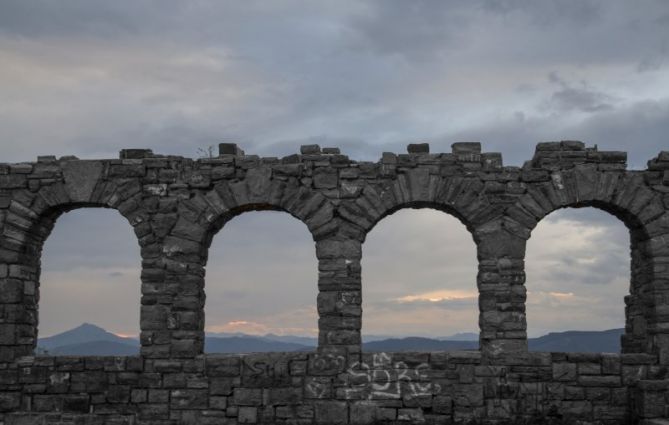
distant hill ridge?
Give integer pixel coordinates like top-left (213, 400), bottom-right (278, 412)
top-left (37, 324), bottom-right (624, 355)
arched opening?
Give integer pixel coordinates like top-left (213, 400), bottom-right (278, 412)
top-left (526, 207), bottom-right (630, 353)
top-left (38, 208), bottom-right (141, 355)
top-left (361, 208), bottom-right (479, 351)
top-left (204, 210), bottom-right (317, 353)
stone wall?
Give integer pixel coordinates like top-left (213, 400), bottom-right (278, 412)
top-left (0, 141), bottom-right (667, 424)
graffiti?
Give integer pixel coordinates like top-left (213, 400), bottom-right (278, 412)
top-left (243, 357), bottom-right (270, 377)
top-left (345, 352), bottom-right (441, 400)
top-left (305, 377), bottom-right (331, 399)
top-left (309, 353), bottom-right (346, 375)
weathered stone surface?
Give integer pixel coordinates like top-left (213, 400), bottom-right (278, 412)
top-left (0, 142), bottom-right (666, 423)
top-left (218, 143), bottom-right (243, 156)
top-left (407, 143), bottom-right (429, 154)
top-left (62, 160), bottom-right (103, 203)
top-left (452, 142), bottom-right (481, 154)
top-left (300, 144), bottom-right (321, 155)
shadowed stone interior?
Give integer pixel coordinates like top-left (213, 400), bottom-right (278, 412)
top-left (0, 141), bottom-right (667, 424)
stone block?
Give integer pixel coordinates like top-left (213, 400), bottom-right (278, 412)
top-left (536, 142), bottom-right (561, 151)
top-left (207, 357), bottom-right (241, 377)
top-left (407, 143), bottom-right (429, 154)
top-left (552, 363), bottom-right (577, 382)
top-left (452, 142), bottom-right (481, 154)
top-left (0, 174), bottom-right (27, 188)
top-left (398, 408), bottom-right (425, 421)
top-left (0, 324), bottom-right (16, 345)
top-left (210, 378), bottom-right (236, 395)
top-left (264, 387), bottom-right (301, 405)
top-left (170, 389), bottom-right (208, 409)
top-left (238, 406), bottom-right (258, 423)
top-left (561, 140), bottom-right (585, 150)
top-left (120, 149), bottom-right (153, 159)
top-left (0, 392), bottom-right (20, 412)
top-left (219, 143), bottom-right (244, 156)
top-left (0, 279), bottom-right (22, 303)
top-left (109, 163), bottom-right (145, 177)
top-left (234, 388), bottom-right (262, 406)
top-left (433, 395), bottom-right (453, 414)
top-left (578, 362), bottom-right (602, 375)
top-left (62, 394), bottom-right (89, 413)
top-left (32, 395), bottom-right (60, 412)
top-left (315, 401), bottom-right (347, 424)
top-left (350, 401), bottom-right (377, 424)
top-left (454, 384), bottom-right (484, 407)
top-left (300, 144), bottom-right (321, 155)
top-left (313, 167), bottom-right (338, 189)
top-left (578, 375), bottom-right (621, 387)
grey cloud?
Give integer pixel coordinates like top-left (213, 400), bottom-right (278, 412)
top-left (544, 73), bottom-right (617, 113)
top-left (42, 209), bottom-right (141, 272)
top-left (1, 1), bottom-right (667, 165)
top-left (5, 0), bottom-right (668, 336)
top-left (545, 252), bottom-right (629, 287)
top-left (346, 1), bottom-right (474, 60)
top-left (441, 97), bottom-right (669, 167)
top-left (531, 208), bottom-right (631, 287)
top-left (376, 297), bottom-right (477, 311)
top-left (543, 207), bottom-right (630, 229)
top-left (0, 0), bottom-right (164, 38)
top-left (348, 0), bottom-right (668, 67)
top-left (481, 0), bottom-right (603, 26)
top-left (205, 211), bottom-right (317, 320)
top-left (258, 136), bottom-right (402, 162)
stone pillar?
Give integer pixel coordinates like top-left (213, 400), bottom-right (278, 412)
top-left (0, 196), bottom-right (57, 362)
top-left (475, 220), bottom-right (528, 358)
top-left (639, 233), bottom-right (669, 365)
top-left (140, 232), bottom-right (206, 359)
top-left (623, 235), bottom-right (653, 355)
top-left (316, 237), bottom-right (362, 355)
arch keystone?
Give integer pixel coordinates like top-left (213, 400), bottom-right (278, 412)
top-left (61, 160), bottom-right (104, 203)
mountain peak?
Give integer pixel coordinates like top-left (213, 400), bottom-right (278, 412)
top-left (77, 322), bottom-right (106, 331)
top-left (39, 323), bottom-right (134, 350)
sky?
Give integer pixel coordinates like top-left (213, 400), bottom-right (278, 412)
top-left (2, 0), bottom-right (666, 339)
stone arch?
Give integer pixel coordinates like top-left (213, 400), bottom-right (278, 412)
top-left (510, 166), bottom-right (664, 357)
top-left (360, 206), bottom-right (479, 346)
top-left (340, 173), bottom-right (488, 241)
top-left (204, 210), bottom-right (318, 351)
top-left (335, 174), bottom-right (489, 352)
top-left (0, 178), bottom-right (147, 359)
top-left (200, 178), bottom-right (334, 248)
top-left (525, 207), bottom-right (631, 348)
top-left (156, 178), bottom-right (333, 356)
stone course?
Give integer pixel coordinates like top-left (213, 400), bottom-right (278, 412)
top-left (0, 141), bottom-right (667, 424)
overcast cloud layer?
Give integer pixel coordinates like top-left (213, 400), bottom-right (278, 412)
top-left (3, 1), bottom-right (665, 339)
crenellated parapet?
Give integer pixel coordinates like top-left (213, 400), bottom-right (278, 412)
top-left (0, 141), bottom-right (668, 424)
top-left (527, 141), bottom-right (627, 171)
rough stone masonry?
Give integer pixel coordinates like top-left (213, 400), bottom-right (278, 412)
top-left (0, 141), bottom-right (668, 424)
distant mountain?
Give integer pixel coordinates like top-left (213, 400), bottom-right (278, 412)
top-left (205, 332), bottom-right (318, 347)
top-left (528, 329), bottom-right (623, 353)
top-left (362, 334), bottom-right (395, 343)
top-left (440, 332), bottom-right (478, 341)
top-left (364, 337), bottom-right (478, 352)
top-left (37, 324), bottom-right (625, 355)
top-left (363, 329), bottom-right (624, 353)
top-left (205, 336), bottom-right (310, 353)
top-left (205, 331), bottom-right (249, 338)
top-left (45, 340), bottom-right (139, 356)
top-left (38, 323), bottom-right (139, 354)
top-left (261, 333), bottom-right (318, 347)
